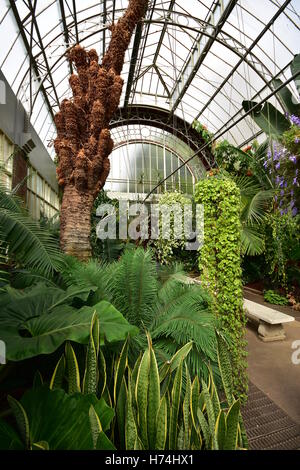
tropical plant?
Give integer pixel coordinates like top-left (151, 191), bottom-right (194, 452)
top-left (0, 182), bottom-right (66, 278)
top-left (60, 247), bottom-right (222, 384)
top-left (194, 176), bottom-right (248, 401)
top-left (0, 316), bottom-right (248, 450)
top-left (0, 281), bottom-right (138, 362)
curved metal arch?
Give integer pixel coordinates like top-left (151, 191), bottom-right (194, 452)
top-left (15, 7), bottom-right (279, 117)
top-left (110, 105), bottom-right (215, 170)
top-left (112, 138), bottom-right (197, 179)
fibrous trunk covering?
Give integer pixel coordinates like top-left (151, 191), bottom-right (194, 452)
top-left (54, 0), bottom-right (148, 260)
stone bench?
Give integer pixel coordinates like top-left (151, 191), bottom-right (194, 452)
top-left (244, 299), bottom-right (295, 342)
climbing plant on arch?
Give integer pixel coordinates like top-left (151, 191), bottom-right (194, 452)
top-left (194, 175), bottom-right (248, 401)
top-left (54, 0), bottom-right (148, 260)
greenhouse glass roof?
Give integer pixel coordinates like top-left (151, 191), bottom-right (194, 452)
top-left (0, 0), bottom-right (299, 158)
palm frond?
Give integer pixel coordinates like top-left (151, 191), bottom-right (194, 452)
top-left (241, 225), bottom-right (265, 256)
top-left (241, 189), bottom-right (274, 225)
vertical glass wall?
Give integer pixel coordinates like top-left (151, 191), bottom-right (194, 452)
top-left (0, 130), bottom-right (13, 189)
top-left (0, 128), bottom-right (59, 220)
top-left (27, 165), bottom-right (60, 220)
top-left (105, 141), bottom-right (195, 195)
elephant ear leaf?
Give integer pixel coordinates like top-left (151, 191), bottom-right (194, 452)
top-left (7, 396), bottom-right (30, 449)
top-left (242, 100), bottom-right (290, 137)
top-left (0, 418), bottom-right (24, 450)
top-left (272, 78), bottom-right (300, 116)
top-left (19, 385), bottom-right (114, 450)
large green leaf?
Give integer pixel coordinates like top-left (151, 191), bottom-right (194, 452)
top-left (11, 385), bottom-right (114, 450)
top-left (0, 418), bottom-right (24, 450)
top-left (272, 79), bottom-right (300, 116)
top-left (291, 54), bottom-right (300, 95)
top-left (242, 101), bottom-right (290, 137)
top-left (0, 300), bottom-right (139, 361)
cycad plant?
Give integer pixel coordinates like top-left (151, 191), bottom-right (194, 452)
top-left (61, 247), bottom-right (223, 384)
top-left (0, 181), bottom-right (65, 278)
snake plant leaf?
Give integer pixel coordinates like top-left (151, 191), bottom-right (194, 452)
top-left (116, 377), bottom-right (127, 450)
top-left (98, 348), bottom-right (107, 398)
top-left (125, 375), bottom-right (138, 450)
top-left (155, 396), bottom-right (167, 450)
top-left (147, 340), bottom-right (160, 449)
top-left (135, 346), bottom-right (150, 448)
top-left (32, 370), bottom-right (43, 389)
top-left (83, 314), bottom-right (99, 395)
top-left (31, 441), bottom-right (49, 450)
top-left (18, 385), bottom-right (114, 450)
top-left (89, 404), bottom-right (102, 449)
top-left (196, 408), bottom-right (210, 449)
top-left (1, 300), bottom-right (138, 361)
top-left (190, 376), bottom-right (200, 429)
top-left (65, 341), bottom-right (81, 394)
top-left (169, 360), bottom-right (182, 450)
top-left (183, 363), bottom-right (191, 448)
top-left (7, 395), bottom-right (30, 449)
top-left (50, 355), bottom-right (66, 390)
top-left (215, 410), bottom-right (226, 450)
top-left (114, 338), bottom-right (129, 405)
top-left (201, 379), bottom-right (217, 446)
top-left (0, 418), bottom-right (24, 449)
top-left (168, 341), bottom-right (193, 373)
top-left (224, 400), bottom-right (241, 450)
top-left (242, 100), bottom-right (290, 137)
top-left (272, 78), bottom-right (300, 116)
top-left (291, 54), bottom-right (300, 95)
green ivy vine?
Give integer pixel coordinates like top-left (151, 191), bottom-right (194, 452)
top-left (194, 175), bottom-right (248, 401)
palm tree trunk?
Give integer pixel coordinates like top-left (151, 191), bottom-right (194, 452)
top-left (60, 185), bottom-right (94, 260)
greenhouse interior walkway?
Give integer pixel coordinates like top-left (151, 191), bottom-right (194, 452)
top-left (243, 317), bottom-right (300, 450)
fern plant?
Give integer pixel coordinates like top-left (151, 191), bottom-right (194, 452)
top-left (60, 247), bottom-right (224, 384)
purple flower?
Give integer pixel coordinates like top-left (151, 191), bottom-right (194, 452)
top-left (290, 114), bottom-right (300, 127)
top-left (291, 190), bottom-right (294, 196)
top-left (276, 176), bottom-right (280, 185)
top-left (292, 207), bottom-right (298, 217)
top-left (295, 137), bottom-right (300, 144)
top-left (279, 180), bottom-right (284, 188)
top-left (275, 162), bottom-right (280, 170)
top-left (290, 200), bottom-right (295, 208)
top-left (274, 195), bottom-right (278, 202)
top-left (293, 177), bottom-right (298, 186)
top-left (280, 190), bottom-right (285, 196)
top-left (289, 155), bottom-right (297, 164)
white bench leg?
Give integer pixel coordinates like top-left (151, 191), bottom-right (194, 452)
top-left (258, 321), bottom-right (286, 342)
